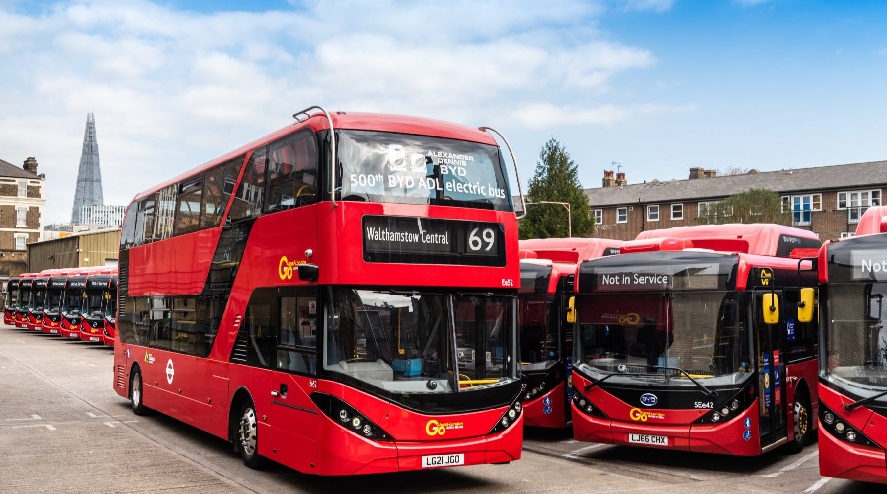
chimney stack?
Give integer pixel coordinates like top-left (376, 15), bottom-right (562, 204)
top-left (23, 157), bottom-right (38, 175)
top-left (602, 169), bottom-right (616, 188)
top-left (616, 172), bottom-right (627, 186)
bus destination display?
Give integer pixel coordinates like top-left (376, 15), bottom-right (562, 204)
top-left (363, 215), bottom-right (505, 266)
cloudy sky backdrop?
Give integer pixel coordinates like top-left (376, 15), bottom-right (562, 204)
top-left (2, 0), bottom-right (886, 225)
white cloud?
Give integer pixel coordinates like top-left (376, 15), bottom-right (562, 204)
top-left (617, 0), bottom-right (675, 13)
top-left (0, 0), bottom-right (674, 225)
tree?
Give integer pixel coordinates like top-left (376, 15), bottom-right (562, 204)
top-left (698, 188), bottom-right (790, 226)
top-left (518, 138), bottom-right (594, 239)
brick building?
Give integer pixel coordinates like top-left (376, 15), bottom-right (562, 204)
top-left (584, 160), bottom-right (886, 242)
top-left (0, 157), bottom-right (46, 277)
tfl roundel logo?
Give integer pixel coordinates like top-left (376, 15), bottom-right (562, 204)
top-left (640, 393), bottom-right (658, 407)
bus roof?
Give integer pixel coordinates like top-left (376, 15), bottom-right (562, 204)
top-left (519, 238), bottom-right (624, 263)
top-left (131, 110), bottom-right (499, 203)
top-left (631, 223), bottom-right (821, 257)
top-left (854, 206), bottom-right (887, 236)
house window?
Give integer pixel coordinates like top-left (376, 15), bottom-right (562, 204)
top-left (616, 207), bottom-right (628, 224)
top-left (840, 232), bottom-right (856, 239)
top-left (17, 181), bottom-right (27, 197)
top-left (593, 209), bottom-right (602, 225)
top-left (698, 201), bottom-right (732, 221)
top-left (647, 205), bottom-right (659, 222)
top-left (16, 208), bottom-right (27, 227)
top-left (671, 204), bottom-right (683, 220)
top-left (781, 194), bottom-right (821, 226)
top-left (14, 235), bottom-right (26, 251)
top-left (837, 190), bottom-right (881, 224)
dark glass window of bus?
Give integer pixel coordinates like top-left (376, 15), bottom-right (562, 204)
top-left (265, 130), bottom-right (318, 212)
top-left (230, 148), bottom-right (267, 222)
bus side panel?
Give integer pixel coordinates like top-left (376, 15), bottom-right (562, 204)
top-left (524, 382), bottom-right (568, 428)
top-left (786, 359), bottom-right (819, 441)
top-left (688, 402), bottom-right (762, 455)
top-left (128, 229), bottom-right (221, 296)
top-left (819, 384), bottom-right (887, 483)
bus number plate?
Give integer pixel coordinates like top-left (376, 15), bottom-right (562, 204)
top-left (628, 433), bottom-right (668, 446)
top-left (421, 453), bottom-right (464, 468)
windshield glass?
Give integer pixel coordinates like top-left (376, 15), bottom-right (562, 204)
top-left (104, 291), bottom-right (116, 318)
top-left (33, 287), bottom-right (45, 310)
top-left (86, 292), bottom-right (104, 316)
top-left (45, 288), bottom-right (63, 312)
top-left (519, 293), bottom-right (557, 370)
top-left (324, 287), bottom-right (516, 394)
top-left (575, 290), bottom-right (750, 385)
top-left (825, 281), bottom-right (887, 394)
top-left (337, 130), bottom-right (511, 210)
top-left (63, 288), bottom-right (83, 315)
top-left (7, 285), bottom-right (17, 306)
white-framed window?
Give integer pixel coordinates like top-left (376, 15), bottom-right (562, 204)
top-left (698, 201), bottom-right (732, 220)
top-left (647, 205), bottom-right (659, 222)
top-left (15, 208), bottom-right (27, 227)
top-left (781, 194), bottom-right (822, 226)
top-left (17, 181), bottom-right (27, 197)
top-left (14, 234), bottom-right (27, 251)
top-left (671, 203), bottom-right (683, 220)
top-left (593, 209), bottom-right (602, 225)
top-left (837, 189), bottom-right (881, 224)
top-left (616, 207), bottom-right (628, 224)
top-left (840, 232), bottom-right (856, 239)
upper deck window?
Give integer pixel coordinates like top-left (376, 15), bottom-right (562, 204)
top-left (337, 130), bottom-right (511, 211)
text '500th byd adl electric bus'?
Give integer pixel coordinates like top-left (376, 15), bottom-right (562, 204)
top-left (818, 206), bottom-right (887, 484)
top-left (570, 224), bottom-right (822, 456)
top-left (113, 106), bottom-right (526, 475)
top-left (518, 238), bottom-right (622, 429)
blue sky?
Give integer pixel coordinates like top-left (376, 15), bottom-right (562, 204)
top-left (1, 0), bottom-right (886, 225)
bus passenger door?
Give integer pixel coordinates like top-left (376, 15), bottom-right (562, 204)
top-left (755, 291), bottom-right (786, 449)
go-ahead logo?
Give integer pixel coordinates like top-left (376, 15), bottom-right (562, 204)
top-left (629, 407), bottom-right (665, 422)
top-left (278, 256), bottom-right (304, 280)
top-left (425, 419), bottom-right (464, 436)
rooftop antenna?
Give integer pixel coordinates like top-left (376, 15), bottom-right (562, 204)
top-left (612, 161), bottom-right (622, 173)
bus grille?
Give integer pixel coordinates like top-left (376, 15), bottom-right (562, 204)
top-left (115, 364), bottom-right (126, 390)
top-left (231, 340), bottom-right (248, 364)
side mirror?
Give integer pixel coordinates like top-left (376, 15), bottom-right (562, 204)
top-left (566, 296), bottom-right (576, 324)
top-left (297, 263), bottom-right (319, 282)
top-left (762, 293), bottom-right (780, 325)
top-left (797, 288), bottom-right (815, 323)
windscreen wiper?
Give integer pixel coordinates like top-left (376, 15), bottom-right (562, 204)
top-left (656, 366), bottom-right (718, 398)
top-left (845, 388), bottom-right (887, 411)
top-left (584, 365), bottom-right (649, 391)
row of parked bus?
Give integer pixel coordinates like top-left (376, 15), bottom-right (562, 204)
top-left (518, 206), bottom-right (887, 485)
top-left (88, 107), bottom-right (886, 482)
top-left (3, 266), bottom-right (119, 346)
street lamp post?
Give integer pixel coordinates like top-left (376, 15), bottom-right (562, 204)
top-left (525, 201), bottom-right (572, 237)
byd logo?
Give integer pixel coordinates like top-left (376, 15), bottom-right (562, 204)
top-left (640, 393), bottom-right (658, 407)
top-left (278, 256), bottom-right (304, 280)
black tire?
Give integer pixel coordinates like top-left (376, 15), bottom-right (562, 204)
top-left (238, 399), bottom-right (264, 469)
top-left (130, 367), bottom-right (149, 416)
top-left (785, 393), bottom-right (811, 454)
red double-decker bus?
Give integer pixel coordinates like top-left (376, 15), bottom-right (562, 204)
top-left (81, 267), bottom-right (117, 343)
top-left (41, 269), bottom-right (72, 334)
top-left (4, 276), bottom-right (20, 325)
top-left (25, 272), bottom-right (49, 331)
top-left (103, 273), bottom-right (119, 347)
top-left (59, 268), bottom-right (89, 339)
top-left (113, 107), bottom-right (525, 475)
top-left (818, 206), bottom-right (887, 483)
top-left (570, 224), bottom-right (822, 455)
top-left (13, 273), bottom-right (35, 328)
top-left (518, 238), bottom-right (622, 429)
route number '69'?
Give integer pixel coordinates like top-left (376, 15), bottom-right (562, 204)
top-left (468, 227), bottom-right (496, 252)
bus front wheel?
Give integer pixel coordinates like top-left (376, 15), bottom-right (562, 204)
top-left (786, 394), bottom-right (811, 454)
top-left (130, 367), bottom-right (149, 416)
top-left (238, 399), bottom-right (264, 469)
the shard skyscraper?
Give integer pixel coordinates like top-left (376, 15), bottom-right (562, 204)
top-left (71, 112), bottom-right (104, 224)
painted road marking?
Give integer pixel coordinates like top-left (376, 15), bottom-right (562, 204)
top-left (13, 424), bottom-right (56, 431)
top-left (804, 477), bottom-right (831, 492)
top-left (563, 443), bottom-right (608, 459)
top-left (761, 450), bottom-right (818, 478)
top-left (5, 414), bottom-right (42, 421)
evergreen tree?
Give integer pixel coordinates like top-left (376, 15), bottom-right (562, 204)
top-left (519, 138), bottom-right (594, 239)
top-left (698, 188), bottom-right (790, 225)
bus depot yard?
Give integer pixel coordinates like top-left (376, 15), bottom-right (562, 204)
top-left (0, 323), bottom-right (875, 494)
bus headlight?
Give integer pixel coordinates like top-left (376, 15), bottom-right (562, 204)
top-left (823, 411), bottom-right (835, 425)
top-left (721, 407), bottom-right (730, 416)
top-left (711, 412), bottom-right (721, 422)
top-left (730, 400), bottom-right (739, 411)
top-left (845, 431), bottom-right (857, 442)
top-left (835, 422), bottom-right (846, 432)
top-left (339, 409), bottom-right (349, 422)
top-left (351, 417), bottom-right (362, 428)
top-left (311, 393), bottom-right (394, 441)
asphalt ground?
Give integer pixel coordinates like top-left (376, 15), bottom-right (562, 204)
top-left (0, 323), bottom-right (882, 493)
